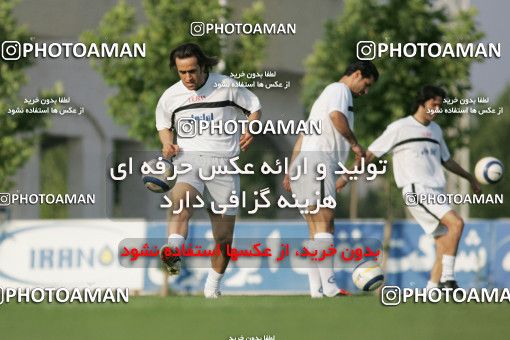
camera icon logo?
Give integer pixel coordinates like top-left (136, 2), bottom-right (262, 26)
top-left (190, 22), bottom-right (205, 37)
top-left (0, 193), bottom-right (11, 206)
top-left (356, 41), bottom-right (376, 60)
top-left (177, 118), bottom-right (198, 138)
top-left (404, 193), bottom-right (418, 207)
top-left (381, 286), bottom-right (401, 306)
top-left (1, 41), bottom-right (22, 61)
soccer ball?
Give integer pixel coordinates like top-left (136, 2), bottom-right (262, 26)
top-left (474, 157), bottom-right (504, 185)
top-left (352, 260), bottom-right (384, 291)
top-left (141, 158), bottom-right (175, 193)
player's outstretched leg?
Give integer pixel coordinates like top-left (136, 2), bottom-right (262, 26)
top-left (203, 212), bottom-right (235, 298)
top-left (436, 210), bottom-right (464, 289)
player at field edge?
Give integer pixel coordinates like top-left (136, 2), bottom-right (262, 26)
top-left (283, 60), bottom-right (379, 297)
top-left (155, 43), bottom-right (262, 298)
top-left (337, 85), bottom-right (481, 290)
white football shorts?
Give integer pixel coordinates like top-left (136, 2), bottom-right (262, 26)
top-left (402, 183), bottom-right (451, 237)
top-left (173, 153), bottom-right (240, 215)
top-left (289, 154), bottom-right (337, 206)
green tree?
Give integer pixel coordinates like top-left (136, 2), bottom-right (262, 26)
top-left (0, 0), bottom-right (49, 191)
top-left (470, 84), bottom-right (510, 218)
top-left (39, 136), bottom-right (70, 218)
top-left (303, 0), bottom-right (483, 148)
top-left (81, 0), bottom-right (267, 147)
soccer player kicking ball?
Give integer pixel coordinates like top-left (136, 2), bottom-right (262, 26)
top-left (337, 85), bottom-right (481, 290)
top-left (155, 43), bottom-right (262, 298)
top-left (283, 61), bottom-right (379, 297)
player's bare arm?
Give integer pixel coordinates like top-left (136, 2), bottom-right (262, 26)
top-left (329, 110), bottom-right (364, 158)
top-left (240, 110), bottom-right (262, 151)
top-left (335, 150), bottom-right (378, 192)
top-left (442, 158), bottom-right (481, 194)
top-left (282, 133), bottom-right (304, 192)
top-left (158, 129), bottom-right (180, 159)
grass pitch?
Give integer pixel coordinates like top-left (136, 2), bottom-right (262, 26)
top-left (1, 295), bottom-right (506, 340)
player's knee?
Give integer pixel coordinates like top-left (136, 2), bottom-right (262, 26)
top-left (171, 208), bottom-right (192, 222)
top-left (447, 217), bottom-right (464, 238)
top-left (454, 217), bottom-right (464, 232)
top-left (457, 219), bottom-right (465, 237)
top-left (215, 235), bottom-right (233, 248)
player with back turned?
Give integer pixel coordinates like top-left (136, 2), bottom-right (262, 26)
top-left (283, 60), bottom-right (379, 298)
top-left (155, 43), bottom-right (262, 298)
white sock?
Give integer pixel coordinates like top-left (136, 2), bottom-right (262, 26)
top-left (168, 234), bottom-right (185, 249)
top-left (308, 265), bottom-right (323, 298)
top-left (426, 280), bottom-right (438, 289)
top-left (440, 255), bottom-right (456, 282)
top-left (314, 232), bottom-right (339, 297)
top-left (204, 267), bottom-right (224, 294)
top-left (304, 240), bottom-right (323, 298)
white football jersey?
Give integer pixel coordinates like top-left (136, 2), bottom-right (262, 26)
top-left (156, 73), bottom-right (261, 158)
top-left (300, 82), bottom-right (354, 164)
top-left (368, 116), bottom-right (451, 188)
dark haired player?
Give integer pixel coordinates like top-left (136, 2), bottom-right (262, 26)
top-left (337, 85), bottom-right (481, 290)
top-left (283, 60), bottom-right (379, 297)
top-left (156, 43), bottom-right (262, 298)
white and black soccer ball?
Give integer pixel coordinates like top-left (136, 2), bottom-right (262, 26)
top-left (475, 157), bottom-right (504, 185)
top-left (352, 260), bottom-right (384, 292)
top-left (141, 158), bottom-right (175, 193)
